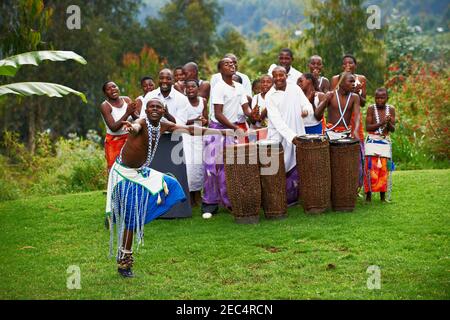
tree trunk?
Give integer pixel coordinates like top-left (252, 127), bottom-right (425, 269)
top-left (27, 104), bottom-right (36, 154)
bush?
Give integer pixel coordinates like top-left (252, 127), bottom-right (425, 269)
top-left (386, 62), bottom-right (450, 167)
top-left (0, 130), bottom-right (107, 201)
top-left (0, 156), bottom-right (21, 202)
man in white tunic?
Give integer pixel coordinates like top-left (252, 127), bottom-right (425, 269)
top-left (141, 69), bottom-right (189, 124)
top-left (266, 66), bottom-right (313, 205)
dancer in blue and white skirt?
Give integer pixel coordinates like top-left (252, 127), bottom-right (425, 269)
top-left (106, 97), bottom-right (233, 278)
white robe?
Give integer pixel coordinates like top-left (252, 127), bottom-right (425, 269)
top-left (183, 98), bottom-right (205, 191)
top-left (265, 83), bottom-right (313, 171)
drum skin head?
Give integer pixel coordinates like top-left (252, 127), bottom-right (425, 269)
top-left (329, 138), bottom-right (359, 145)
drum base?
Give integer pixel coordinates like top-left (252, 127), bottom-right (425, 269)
top-left (264, 213), bottom-right (287, 220)
top-left (332, 206), bottom-right (355, 212)
top-left (234, 215), bottom-right (260, 224)
top-left (304, 207), bottom-right (328, 214)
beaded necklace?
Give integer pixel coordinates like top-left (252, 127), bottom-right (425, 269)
top-left (373, 104), bottom-right (390, 135)
top-left (142, 118), bottom-right (161, 168)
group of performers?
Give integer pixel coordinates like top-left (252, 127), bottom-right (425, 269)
top-left (100, 49), bottom-right (396, 277)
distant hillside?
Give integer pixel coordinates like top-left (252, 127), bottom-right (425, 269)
top-left (139, 0), bottom-right (449, 36)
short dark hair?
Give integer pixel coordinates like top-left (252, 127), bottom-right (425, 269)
top-left (343, 54), bottom-right (357, 65)
top-left (174, 66), bottom-right (183, 71)
top-left (232, 74), bottom-right (243, 84)
top-left (302, 73), bottom-right (319, 91)
top-left (140, 76), bottom-right (153, 84)
top-left (185, 79), bottom-right (199, 87)
top-left (280, 48), bottom-right (294, 58)
top-left (375, 87), bottom-right (389, 97)
top-left (102, 81), bottom-right (114, 93)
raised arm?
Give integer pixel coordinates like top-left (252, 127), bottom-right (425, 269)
top-left (315, 91), bottom-right (332, 120)
top-left (123, 97), bottom-right (139, 120)
top-left (164, 121), bottom-right (234, 137)
top-left (122, 120), bottom-right (143, 136)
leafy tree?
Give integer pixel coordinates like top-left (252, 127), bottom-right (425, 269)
top-left (215, 27), bottom-right (248, 59)
top-left (113, 46), bottom-right (166, 99)
top-left (145, 0), bottom-right (223, 66)
top-left (0, 0), bottom-right (146, 148)
top-left (303, 0), bottom-right (386, 92)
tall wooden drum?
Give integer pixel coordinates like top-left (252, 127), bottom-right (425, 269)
top-left (257, 140), bottom-right (287, 220)
top-left (329, 138), bottom-right (360, 211)
top-left (224, 143), bottom-right (261, 224)
top-left (296, 134), bottom-right (331, 214)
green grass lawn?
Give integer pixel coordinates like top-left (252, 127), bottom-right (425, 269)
top-left (0, 169), bottom-right (449, 300)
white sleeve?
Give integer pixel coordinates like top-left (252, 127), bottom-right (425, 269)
top-left (266, 94), bottom-right (297, 144)
top-left (251, 95), bottom-right (257, 108)
top-left (175, 99), bottom-right (189, 125)
top-left (240, 86), bottom-right (248, 105)
top-left (211, 83), bottom-right (224, 105)
top-left (241, 74), bottom-right (252, 96)
top-left (210, 73), bottom-right (220, 89)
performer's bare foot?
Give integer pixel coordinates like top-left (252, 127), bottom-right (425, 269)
top-left (365, 192), bottom-right (372, 202)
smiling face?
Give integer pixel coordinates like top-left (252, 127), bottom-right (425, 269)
top-left (159, 69), bottom-right (173, 93)
top-left (278, 51), bottom-right (293, 69)
top-left (141, 79), bottom-right (155, 95)
top-left (173, 68), bottom-right (185, 82)
top-left (272, 67), bottom-right (287, 90)
top-left (145, 99), bottom-right (165, 122)
top-left (259, 75), bottom-right (273, 94)
top-left (309, 57), bottom-right (323, 74)
top-left (104, 82), bottom-right (120, 99)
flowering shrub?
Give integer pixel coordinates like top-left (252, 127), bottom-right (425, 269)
top-left (386, 61), bottom-right (449, 167)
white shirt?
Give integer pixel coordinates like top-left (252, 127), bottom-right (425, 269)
top-left (210, 79), bottom-right (248, 124)
top-left (268, 64), bottom-right (303, 85)
top-left (303, 93), bottom-right (322, 127)
top-left (210, 71), bottom-right (252, 96)
top-left (265, 83), bottom-right (313, 171)
top-left (103, 98), bottom-right (132, 135)
top-left (141, 87), bottom-right (189, 124)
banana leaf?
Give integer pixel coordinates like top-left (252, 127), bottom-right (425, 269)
top-left (0, 82), bottom-right (87, 103)
top-left (0, 51), bottom-right (87, 77)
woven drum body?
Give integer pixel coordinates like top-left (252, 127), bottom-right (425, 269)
top-left (224, 143), bottom-right (261, 224)
top-left (296, 135), bottom-right (331, 214)
top-left (258, 140), bottom-right (287, 220)
top-left (329, 139), bottom-right (360, 211)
